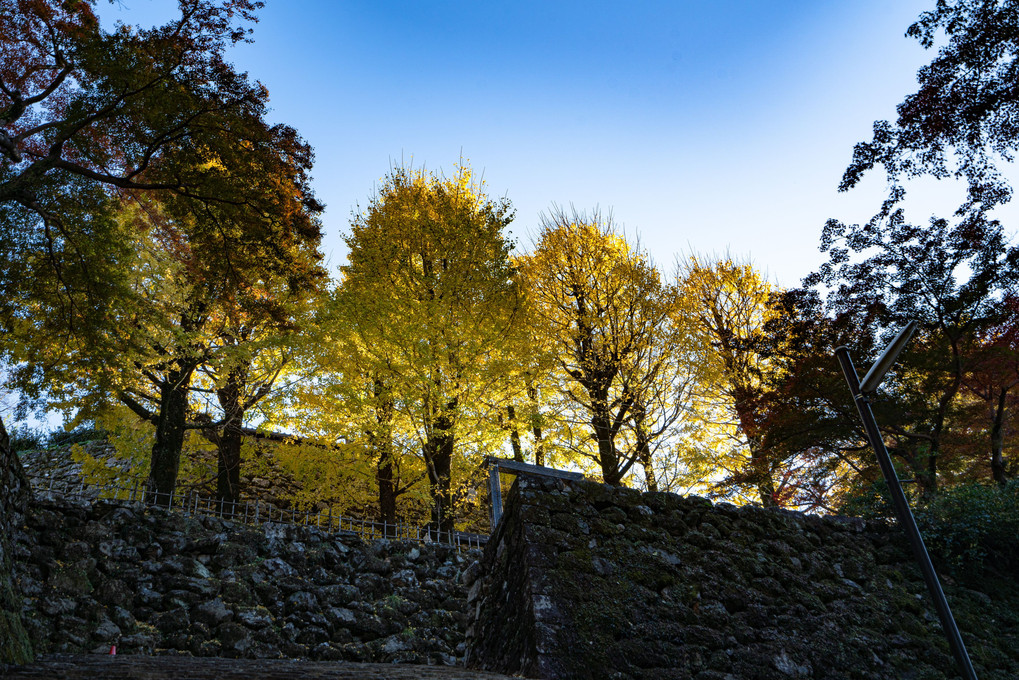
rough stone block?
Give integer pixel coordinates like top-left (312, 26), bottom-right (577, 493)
top-left (465, 475), bottom-right (1019, 680)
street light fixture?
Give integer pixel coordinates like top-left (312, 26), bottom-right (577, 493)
top-left (835, 325), bottom-right (977, 680)
top-left (859, 320), bottom-right (917, 394)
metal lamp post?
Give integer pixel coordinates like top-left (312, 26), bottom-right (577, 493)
top-left (835, 322), bottom-right (977, 680)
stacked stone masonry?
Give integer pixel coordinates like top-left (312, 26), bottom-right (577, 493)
top-left (465, 476), bottom-right (1019, 680)
top-left (12, 498), bottom-right (478, 665)
top-left (18, 441), bottom-right (305, 510)
top-left (1, 429), bottom-right (33, 663)
top-left (9, 460), bottom-right (1019, 679)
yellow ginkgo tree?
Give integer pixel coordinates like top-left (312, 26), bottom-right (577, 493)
top-left (334, 163), bottom-right (524, 533)
top-left (674, 255), bottom-right (785, 505)
top-left (521, 208), bottom-right (690, 487)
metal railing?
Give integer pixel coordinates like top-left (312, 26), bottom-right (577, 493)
top-left (26, 474), bottom-right (488, 551)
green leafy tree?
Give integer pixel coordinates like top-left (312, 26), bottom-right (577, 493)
top-left (1, 0), bottom-right (318, 325)
top-left (193, 284), bottom-right (320, 508)
top-left (121, 194), bottom-right (322, 504)
top-left (810, 212), bottom-right (1019, 497)
top-left (290, 291), bottom-right (429, 524)
top-left (1, 0), bottom-right (324, 471)
top-left (8, 190), bottom-right (323, 504)
top-left (751, 288), bottom-right (879, 511)
top-left (953, 298), bottom-right (1019, 485)
top-left (815, 0), bottom-right (1019, 500)
top-left (842, 0), bottom-right (1019, 221)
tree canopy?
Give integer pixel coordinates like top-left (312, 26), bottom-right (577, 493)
top-left (1, 0), bottom-right (325, 505)
top-left (335, 164), bottom-right (522, 532)
top-left (842, 0), bottom-right (1019, 218)
top-left (1, 0), bottom-right (323, 341)
top-left (522, 209), bottom-right (682, 487)
top-left (6, 0), bottom-right (1019, 537)
top-left (807, 0), bottom-right (1019, 505)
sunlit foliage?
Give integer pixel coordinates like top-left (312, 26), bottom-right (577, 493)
top-left (331, 163), bottom-right (522, 532)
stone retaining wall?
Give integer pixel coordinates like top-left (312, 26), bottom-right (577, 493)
top-left (1, 423), bottom-right (33, 663)
top-left (17, 440), bottom-right (304, 509)
top-left (465, 476), bottom-right (1019, 680)
top-left (13, 498), bottom-right (477, 664)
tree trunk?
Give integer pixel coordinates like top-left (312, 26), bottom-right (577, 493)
top-left (731, 392), bottom-right (777, 506)
top-left (592, 402), bottom-right (621, 485)
top-left (527, 383), bottom-right (545, 466)
top-left (507, 404), bottom-right (523, 462)
top-left (215, 368), bottom-right (245, 514)
top-left (901, 442), bottom-right (940, 501)
top-left (921, 450), bottom-right (939, 499)
top-left (372, 379), bottom-right (398, 525)
top-left (633, 412), bottom-right (658, 493)
top-left (637, 440), bottom-right (658, 492)
top-left (917, 406), bottom-right (949, 500)
top-left (990, 386), bottom-right (1010, 486)
top-left (753, 456), bottom-right (778, 507)
top-left (146, 362), bottom-right (197, 505)
top-left (377, 450), bottom-right (397, 526)
top-left (916, 375), bottom-right (962, 499)
top-left (425, 407), bottom-right (457, 536)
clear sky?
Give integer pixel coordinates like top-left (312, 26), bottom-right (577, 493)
top-left (100, 0), bottom-right (974, 287)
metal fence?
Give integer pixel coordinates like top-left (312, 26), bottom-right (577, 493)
top-left (26, 474), bottom-right (488, 551)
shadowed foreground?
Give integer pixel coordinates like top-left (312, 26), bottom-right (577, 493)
top-left (0, 655), bottom-right (517, 679)
top-left (466, 476), bottom-right (1019, 679)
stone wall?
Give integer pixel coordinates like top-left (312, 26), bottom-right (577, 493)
top-left (18, 440), bottom-right (304, 509)
top-left (13, 497), bottom-right (476, 664)
top-left (465, 476), bottom-right (1019, 680)
top-left (1, 420), bottom-right (33, 663)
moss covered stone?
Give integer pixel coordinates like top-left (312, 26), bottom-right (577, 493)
top-left (466, 476), bottom-right (1019, 680)
top-left (1, 432), bottom-right (33, 664)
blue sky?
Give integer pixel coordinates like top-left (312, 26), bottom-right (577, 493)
top-left (102, 0), bottom-right (970, 286)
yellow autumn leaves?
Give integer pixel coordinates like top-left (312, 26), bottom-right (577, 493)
top-left (58, 162), bottom-right (788, 530)
top-left (312, 164), bottom-right (785, 527)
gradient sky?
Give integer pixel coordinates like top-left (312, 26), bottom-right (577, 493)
top-left (100, 0), bottom-right (986, 286)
